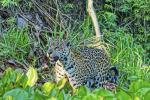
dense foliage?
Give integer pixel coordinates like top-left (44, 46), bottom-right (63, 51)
top-left (0, 68), bottom-right (150, 99)
top-left (0, 0), bottom-right (150, 99)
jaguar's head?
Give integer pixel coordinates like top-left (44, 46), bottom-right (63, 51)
top-left (107, 66), bottom-right (119, 84)
top-left (48, 38), bottom-right (70, 64)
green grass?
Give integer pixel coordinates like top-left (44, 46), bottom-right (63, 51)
top-left (0, 28), bottom-right (150, 99)
top-left (0, 15), bottom-right (149, 99)
top-left (43, 16), bottom-right (149, 90)
top-left (0, 0), bottom-right (150, 99)
top-left (104, 28), bottom-right (149, 86)
top-left (0, 0), bottom-right (18, 7)
top-left (0, 28), bottom-right (30, 62)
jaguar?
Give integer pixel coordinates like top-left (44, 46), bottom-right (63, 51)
top-left (48, 39), bottom-right (118, 90)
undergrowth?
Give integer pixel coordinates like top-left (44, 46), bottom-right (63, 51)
top-left (0, 17), bottom-right (149, 99)
top-left (0, 28), bottom-right (30, 62)
top-left (0, 68), bottom-right (150, 99)
top-left (0, 0), bottom-right (150, 99)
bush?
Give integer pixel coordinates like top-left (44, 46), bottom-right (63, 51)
top-left (0, 68), bottom-right (150, 99)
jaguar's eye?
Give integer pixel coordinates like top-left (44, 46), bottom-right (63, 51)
top-left (48, 48), bottom-right (53, 54)
top-left (49, 50), bottom-right (52, 54)
top-left (55, 46), bottom-right (59, 49)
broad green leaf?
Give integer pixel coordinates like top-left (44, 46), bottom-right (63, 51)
top-left (42, 82), bottom-right (55, 96)
top-left (23, 86), bottom-right (35, 96)
top-left (135, 88), bottom-right (150, 98)
top-left (57, 90), bottom-right (66, 100)
top-left (3, 68), bottom-right (16, 83)
top-left (104, 97), bottom-right (117, 100)
top-left (50, 88), bottom-right (58, 97)
top-left (93, 88), bottom-right (115, 97)
top-left (17, 75), bottom-right (28, 88)
top-left (127, 76), bottom-right (139, 81)
top-left (47, 97), bottom-right (57, 100)
top-left (129, 80), bottom-right (150, 92)
top-left (2, 96), bottom-right (14, 100)
top-left (3, 88), bottom-right (28, 100)
top-left (134, 96), bottom-right (140, 100)
top-left (144, 91), bottom-right (150, 100)
top-left (82, 94), bottom-right (98, 100)
top-left (14, 69), bottom-right (24, 82)
top-left (76, 86), bottom-right (90, 97)
top-left (31, 90), bottom-right (47, 100)
top-left (115, 90), bottom-right (132, 100)
top-left (57, 77), bottom-right (67, 89)
top-left (26, 67), bottom-right (38, 87)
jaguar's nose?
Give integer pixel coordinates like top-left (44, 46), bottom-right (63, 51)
top-left (53, 56), bottom-right (59, 61)
top-left (50, 55), bottom-right (59, 62)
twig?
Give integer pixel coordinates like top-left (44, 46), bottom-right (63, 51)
top-left (31, 0), bottom-right (66, 31)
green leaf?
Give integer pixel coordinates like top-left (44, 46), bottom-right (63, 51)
top-left (144, 91), bottom-right (150, 100)
top-left (50, 88), bottom-right (58, 97)
top-left (41, 82), bottom-right (55, 96)
top-left (115, 90), bottom-right (132, 100)
top-left (127, 76), bottom-right (139, 81)
top-left (3, 68), bottom-right (16, 84)
top-left (47, 97), bottom-right (57, 100)
top-left (76, 86), bottom-right (90, 97)
top-left (119, 5), bottom-right (130, 12)
top-left (3, 88), bottom-right (28, 100)
top-left (57, 90), bottom-right (66, 100)
top-left (82, 94), bottom-right (98, 100)
top-left (135, 88), bottom-right (150, 98)
top-left (17, 75), bottom-right (28, 88)
top-left (26, 67), bottom-right (38, 87)
top-left (57, 77), bottom-right (67, 89)
top-left (92, 88), bottom-right (115, 97)
top-left (129, 80), bottom-right (150, 92)
top-left (2, 96), bottom-right (14, 100)
top-left (31, 90), bottom-right (47, 100)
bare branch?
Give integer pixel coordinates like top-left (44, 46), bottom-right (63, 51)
top-left (88, 0), bottom-right (102, 41)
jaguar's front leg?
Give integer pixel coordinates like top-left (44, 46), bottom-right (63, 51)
top-left (66, 73), bottom-right (79, 94)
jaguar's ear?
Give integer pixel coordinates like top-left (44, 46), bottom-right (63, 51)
top-left (62, 39), bottom-right (71, 48)
top-left (48, 37), bottom-right (53, 53)
top-left (110, 66), bottom-right (119, 76)
top-left (66, 42), bottom-right (71, 47)
top-left (56, 36), bottom-right (60, 46)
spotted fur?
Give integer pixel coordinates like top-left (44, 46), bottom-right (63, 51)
top-left (49, 40), bottom-right (118, 89)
